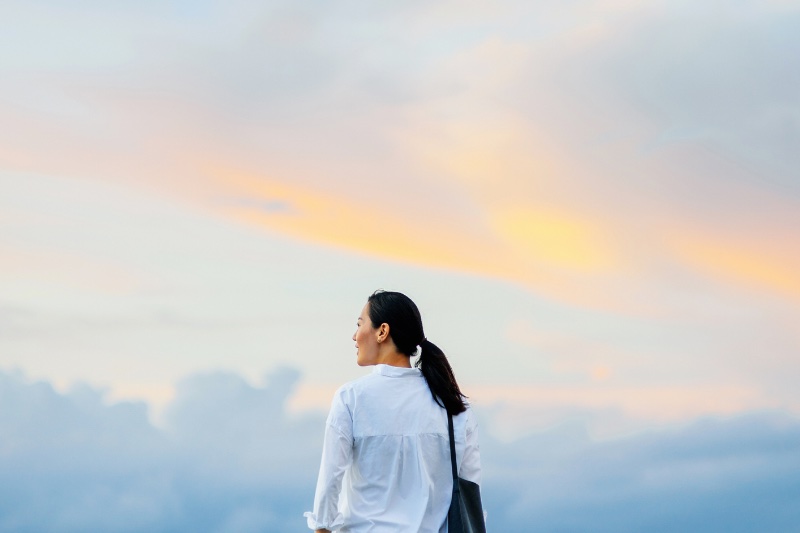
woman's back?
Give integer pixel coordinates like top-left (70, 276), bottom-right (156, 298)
top-left (307, 364), bottom-right (480, 532)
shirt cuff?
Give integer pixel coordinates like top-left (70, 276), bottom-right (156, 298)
top-left (304, 511), bottom-right (345, 531)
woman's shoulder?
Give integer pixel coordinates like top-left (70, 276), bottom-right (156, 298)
top-left (330, 369), bottom-right (381, 403)
top-left (337, 369), bottom-right (378, 391)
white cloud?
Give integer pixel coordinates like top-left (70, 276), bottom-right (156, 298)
top-left (0, 366), bottom-right (323, 532)
top-left (478, 409), bottom-right (800, 531)
top-left (1, 367), bottom-right (799, 532)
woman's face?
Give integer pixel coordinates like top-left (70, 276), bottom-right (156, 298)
top-left (353, 302), bottom-right (381, 366)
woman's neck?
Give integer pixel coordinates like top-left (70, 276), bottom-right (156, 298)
top-left (375, 349), bottom-right (412, 368)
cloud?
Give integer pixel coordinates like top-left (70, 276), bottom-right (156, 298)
top-left (3, 171), bottom-right (797, 447)
top-left (2, 4), bottom-right (800, 526)
top-left (0, 367), bottom-right (324, 532)
top-left (211, 169), bottom-right (516, 280)
top-left (2, 0), bottom-right (799, 319)
top-left (1, 366), bottom-right (799, 532)
top-left (478, 410), bottom-right (800, 532)
top-left (164, 366), bottom-right (322, 482)
top-left (667, 233), bottom-right (800, 299)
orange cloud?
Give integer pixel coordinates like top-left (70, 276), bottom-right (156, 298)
top-left (389, 94), bottom-right (636, 293)
top-left (210, 168), bottom-right (516, 278)
top-left (205, 166), bottom-right (637, 312)
top-left (490, 206), bottom-right (617, 273)
top-left (670, 233), bottom-right (800, 300)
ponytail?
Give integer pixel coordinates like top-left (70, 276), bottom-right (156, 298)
top-left (416, 339), bottom-right (467, 415)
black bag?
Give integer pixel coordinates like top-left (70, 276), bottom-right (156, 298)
top-left (447, 412), bottom-right (487, 533)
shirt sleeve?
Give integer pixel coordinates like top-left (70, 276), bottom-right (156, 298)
top-left (459, 407), bottom-right (481, 485)
top-left (304, 388), bottom-right (354, 531)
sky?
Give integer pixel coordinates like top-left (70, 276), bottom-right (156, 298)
top-left (1, 0), bottom-right (799, 531)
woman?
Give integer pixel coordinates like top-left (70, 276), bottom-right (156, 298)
top-left (304, 290), bottom-right (482, 532)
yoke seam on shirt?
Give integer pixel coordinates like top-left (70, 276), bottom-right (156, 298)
top-left (353, 432), bottom-right (450, 438)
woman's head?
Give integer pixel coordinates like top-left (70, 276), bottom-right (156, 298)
top-left (352, 291), bottom-right (422, 367)
top-left (366, 290), bottom-right (425, 357)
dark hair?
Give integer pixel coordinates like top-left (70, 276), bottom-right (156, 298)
top-left (366, 290), bottom-right (467, 415)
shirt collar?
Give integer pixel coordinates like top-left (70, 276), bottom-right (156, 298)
top-left (373, 364), bottom-right (422, 378)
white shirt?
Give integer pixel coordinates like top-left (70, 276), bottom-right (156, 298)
top-left (305, 364), bottom-right (481, 532)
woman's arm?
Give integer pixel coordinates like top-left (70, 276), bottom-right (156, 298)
top-left (304, 389), bottom-right (353, 532)
top-left (460, 408), bottom-right (482, 484)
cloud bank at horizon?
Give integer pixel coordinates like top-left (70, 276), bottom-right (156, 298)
top-left (1, 367), bottom-right (798, 532)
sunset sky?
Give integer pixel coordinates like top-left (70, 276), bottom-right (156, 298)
top-left (2, 0), bottom-right (799, 530)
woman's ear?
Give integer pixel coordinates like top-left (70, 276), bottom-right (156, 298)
top-left (376, 323), bottom-right (390, 343)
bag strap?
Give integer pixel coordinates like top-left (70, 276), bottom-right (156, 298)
top-left (448, 412), bottom-right (459, 490)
